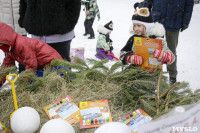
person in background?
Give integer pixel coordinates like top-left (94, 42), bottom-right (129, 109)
top-left (82, 0), bottom-right (100, 39)
top-left (0, 0), bottom-right (26, 73)
top-left (95, 21), bottom-right (116, 60)
top-left (120, 2), bottom-right (175, 75)
top-left (0, 23), bottom-right (63, 87)
top-left (144, 0), bottom-right (194, 84)
top-left (18, 0), bottom-right (81, 62)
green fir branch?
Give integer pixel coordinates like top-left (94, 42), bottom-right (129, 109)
top-left (108, 62), bottom-right (123, 75)
top-left (159, 82), bottom-right (180, 99)
top-left (155, 71), bottom-right (162, 114)
top-left (0, 66), bottom-right (17, 79)
top-left (73, 57), bottom-right (89, 68)
top-left (51, 59), bottom-right (88, 71)
top-left (140, 95), bottom-right (156, 99)
top-left (140, 99), bottom-right (157, 113)
top-left (90, 59), bottom-right (109, 72)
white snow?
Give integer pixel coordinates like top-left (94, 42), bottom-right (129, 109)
top-left (11, 107), bottom-right (40, 133)
top-left (40, 119), bottom-right (75, 133)
top-left (94, 122), bottom-right (132, 133)
top-left (0, 0), bottom-right (200, 91)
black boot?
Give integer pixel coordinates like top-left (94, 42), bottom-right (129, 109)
top-left (88, 36), bottom-right (95, 39)
top-left (83, 33), bottom-right (88, 36)
top-left (169, 77), bottom-right (176, 85)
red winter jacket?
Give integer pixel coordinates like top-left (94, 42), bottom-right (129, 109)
top-left (0, 23), bottom-right (63, 83)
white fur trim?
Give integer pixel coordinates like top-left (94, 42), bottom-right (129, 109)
top-left (97, 24), bottom-right (111, 34)
top-left (150, 22), bottom-right (165, 37)
top-left (132, 20), bottom-right (154, 34)
top-left (129, 22), bottom-right (165, 37)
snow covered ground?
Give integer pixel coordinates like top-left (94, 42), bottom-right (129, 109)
top-left (0, 0), bottom-right (200, 91)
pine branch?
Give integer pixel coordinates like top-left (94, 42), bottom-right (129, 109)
top-left (159, 82), bottom-right (181, 112)
top-left (86, 58), bottom-right (99, 64)
top-left (51, 59), bottom-right (88, 71)
top-left (159, 97), bottom-right (169, 111)
top-left (156, 71), bottom-right (162, 115)
top-left (0, 66), bottom-right (17, 79)
top-left (140, 99), bottom-right (156, 113)
top-left (108, 62), bottom-right (123, 75)
top-left (176, 96), bottom-right (195, 106)
top-left (168, 95), bottom-right (190, 105)
top-left (120, 69), bottom-right (138, 78)
top-left (84, 69), bottom-right (107, 80)
top-left (159, 82), bottom-right (180, 99)
top-left (90, 59), bottom-right (109, 72)
top-left (178, 89), bottom-right (193, 95)
top-left (127, 80), bottom-right (155, 85)
top-left (194, 89), bottom-right (200, 94)
top-left (17, 70), bottom-right (36, 82)
top-left (140, 95), bottom-right (156, 99)
top-left (73, 57), bottom-right (89, 69)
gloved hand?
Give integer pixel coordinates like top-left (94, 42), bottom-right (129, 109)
top-left (97, 14), bottom-right (100, 21)
top-left (110, 46), bottom-right (114, 51)
top-left (180, 24), bottom-right (189, 32)
top-left (109, 39), bottom-right (113, 44)
top-left (109, 42), bottom-right (113, 46)
top-left (105, 51), bottom-right (108, 54)
top-left (126, 54), bottom-right (143, 65)
top-left (105, 51), bottom-right (111, 55)
top-left (153, 49), bottom-right (174, 64)
top-left (35, 68), bottom-right (44, 77)
top-left (86, 11), bottom-right (90, 16)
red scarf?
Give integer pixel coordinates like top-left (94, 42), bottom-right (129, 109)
top-left (0, 44), bottom-right (10, 52)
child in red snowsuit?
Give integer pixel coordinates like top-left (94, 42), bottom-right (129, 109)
top-left (0, 22), bottom-right (63, 86)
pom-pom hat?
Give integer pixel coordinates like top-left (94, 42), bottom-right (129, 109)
top-left (132, 1), bottom-right (154, 33)
top-left (104, 21), bottom-right (113, 32)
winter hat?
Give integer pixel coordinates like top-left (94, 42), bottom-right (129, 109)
top-left (104, 21), bottom-right (113, 32)
top-left (97, 21), bottom-right (113, 35)
top-left (132, 1), bottom-right (154, 34)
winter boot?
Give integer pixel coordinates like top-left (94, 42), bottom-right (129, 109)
top-left (88, 36), bottom-right (95, 39)
top-left (83, 33), bottom-right (89, 36)
top-left (169, 77), bottom-right (176, 85)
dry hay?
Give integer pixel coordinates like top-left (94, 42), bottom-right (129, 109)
top-left (0, 72), bottom-right (130, 133)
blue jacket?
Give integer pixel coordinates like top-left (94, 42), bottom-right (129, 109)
top-left (145, 0), bottom-right (194, 31)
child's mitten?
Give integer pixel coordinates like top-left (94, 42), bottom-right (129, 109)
top-left (110, 46), bottom-right (113, 51)
top-left (127, 54), bottom-right (143, 65)
top-left (86, 11), bottom-right (90, 15)
top-left (153, 49), bottom-right (174, 64)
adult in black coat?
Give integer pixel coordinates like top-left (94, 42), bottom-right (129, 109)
top-left (18, 0), bottom-right (81, 62)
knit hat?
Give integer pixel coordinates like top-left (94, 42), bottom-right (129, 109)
top-left (104, 21), bottom-right (113, 32)
top-left (132, 1), bottom-right (154, 33)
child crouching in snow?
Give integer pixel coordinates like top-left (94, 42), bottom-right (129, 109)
top-left (95, 21), bottom-right (117, 60)
top-left (0, 22), bottom-right (63, 86)
top-left (120, 2), bottom-right (175, 80)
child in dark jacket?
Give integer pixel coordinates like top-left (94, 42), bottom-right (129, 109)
top-left (0, 23), bottom-right (63, 86)
top-left (95, 21), bottom-right (116, 60)
top-left (120, 2), bottom-right (175, 73)
top-left (82, 0), bottom-right (100, 39)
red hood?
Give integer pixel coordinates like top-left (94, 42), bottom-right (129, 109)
top-left (0, 23), bottom-right (18, 51)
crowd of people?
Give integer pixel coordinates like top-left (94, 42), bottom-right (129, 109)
top-left (0, 0), bottom-right (194, 87)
